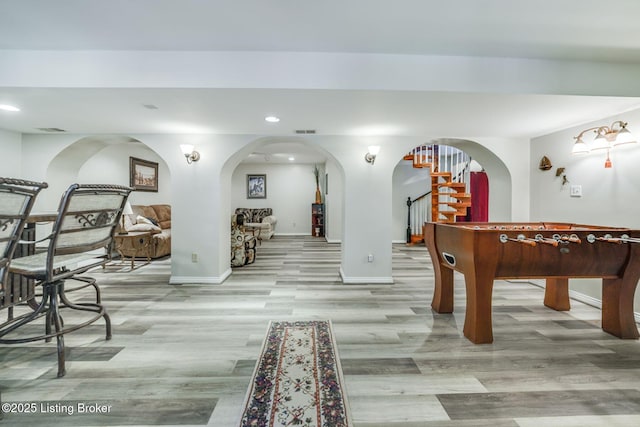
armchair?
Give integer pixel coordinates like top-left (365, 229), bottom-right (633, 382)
top-left (231, 214), bottom-right (257, 267)
top-left (234, 208), bottom-right (277, 239)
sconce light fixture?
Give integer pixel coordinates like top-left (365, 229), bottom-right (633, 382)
top-left (365, 145), bottom-right (380, 165)
top-left (572, 121), bottom-right (636, 167)
top-left (180, 144), bottom-right (200, 164)
top-left (572, 121), bottom-right (636, 168)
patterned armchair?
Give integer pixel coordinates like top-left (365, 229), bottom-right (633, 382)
top-left (234, 208), bottom-right (277, 239)
top-left (231, 214), bottom-right (257, 267)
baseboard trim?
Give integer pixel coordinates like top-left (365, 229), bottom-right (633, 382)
top-left (275, 232), bottom-right (311, 236)
top-left (169, 269), bottom-right (231, 285)
top-left (339, 267), bottom-right (394, 284)
top-left (514, 279), bottom-right (640, 323)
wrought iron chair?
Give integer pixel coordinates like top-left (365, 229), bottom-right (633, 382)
top-left (0, 178), bottom-right (48, 320)
top-left (1, 183), bottom-right (132, 377)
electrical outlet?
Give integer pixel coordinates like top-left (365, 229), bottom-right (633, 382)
top-left (570, 184), bottom-right (582, 197)
top-left (367, 254), bottom-right (374, 262)
top-left (191, 252), bottom-right (198, 263)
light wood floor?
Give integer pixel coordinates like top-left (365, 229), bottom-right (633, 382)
top-left (2, 236), bottom-right (640, 426)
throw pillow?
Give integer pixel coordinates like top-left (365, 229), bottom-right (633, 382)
top-left (137, 215), bottom-right (157, 226)
top-left (128, 223), bottom-right (162, 234)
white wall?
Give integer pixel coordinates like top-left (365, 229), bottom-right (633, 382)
top-left (77, 142), bottom-right (171, 205)
top-left (231, 162), bottom-right (319, 235)
top-left (531, 108), bottom-right (640, 312)
top-left (531, 113), bottom-right (640, 227)
top-left (324, 159), bottom-right (343, 243)
top-left (0, 128), bottom-right (22, 177)
top-left (14, 131), bottom-right (529, 286)
top-left (392, 161), bottom-right (431, 242)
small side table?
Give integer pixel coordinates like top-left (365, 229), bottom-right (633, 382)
top-left (113, 231), bottom-right (152, 269)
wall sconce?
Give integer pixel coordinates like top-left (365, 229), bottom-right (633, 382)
top-left (572, 121), bottom-right (636, 167)
top-left (180, 144), bottom-right (200, 164)
top-left (364, 145), bottom-right (380, 165)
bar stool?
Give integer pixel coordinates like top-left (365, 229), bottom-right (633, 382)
top-left (2, 183), bottom-right (132, 377)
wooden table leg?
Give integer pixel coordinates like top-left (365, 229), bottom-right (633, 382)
top-left (424, 223), bottom-right (454, 313)
top-left (544, 278), bottom-right (571, 311)
top-left (463, 271), bottom-right (495, 344)
top-left (432, 266), bottom-right (454, 313)
top-left (602, 244), bottom-right (640, 339)
top-left (602, 276), bottom-right (640, 339)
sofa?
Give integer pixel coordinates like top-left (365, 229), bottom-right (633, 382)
top-left (119, 204), bottom-right (171, 258)
top-left (234, 208), bottom-right (277, 239)
top-left (231, 214), bottom-right (257, 267)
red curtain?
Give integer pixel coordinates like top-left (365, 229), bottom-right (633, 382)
top-left (469, 171), bottom-right (489, 222)
top-left (459, 171), bottom-right (489, 222)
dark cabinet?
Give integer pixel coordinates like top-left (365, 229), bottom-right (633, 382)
top-left (311, 203), bottom-right (324, 237)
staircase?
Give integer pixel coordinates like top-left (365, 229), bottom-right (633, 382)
top-left (404, 144), bottom-right (471, 243)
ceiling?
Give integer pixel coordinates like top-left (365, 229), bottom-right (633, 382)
top-left (2, 1), bottom-right (640, 163)
top-left (3, 1), bottom-right (640, 61)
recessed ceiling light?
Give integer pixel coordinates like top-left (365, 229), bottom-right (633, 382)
top-left (265, 116), bottom-right (280, 123)
top-left (288, 157), bottom-right (295, 161)
top-left (0, 104), bottom-right (20, 112)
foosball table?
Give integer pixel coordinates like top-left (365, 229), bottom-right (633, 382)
top-left (423, 222), bottom-right (640, 344)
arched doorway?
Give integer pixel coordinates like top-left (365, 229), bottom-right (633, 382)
top-left (220, 136), bottom-right (346, 271)
top-left (44, 135), bottom-right (171, 210)
top-left (392, 138), bottom-right (512, 242)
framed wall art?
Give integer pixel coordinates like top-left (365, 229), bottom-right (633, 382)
top-left (247, 174), bottom-right (266, 199)
top-left (130, 157), bottom-right (158, 192)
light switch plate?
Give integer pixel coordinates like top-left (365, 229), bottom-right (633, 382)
top-left (570, 184), bottom-right (582, 197)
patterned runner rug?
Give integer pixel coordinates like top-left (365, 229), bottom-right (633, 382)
top-left (239, 320), bottom-right (352, 427)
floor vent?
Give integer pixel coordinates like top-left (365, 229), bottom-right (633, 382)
top-left (294, 129), bottom-right (316, 134)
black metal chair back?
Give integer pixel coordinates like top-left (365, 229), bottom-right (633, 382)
top-left (43, 183), bottom-right (133, 281)
top-left (8, 184), bottom-right (133, 282)
top-left (0, 178), bottom-right (48, 310)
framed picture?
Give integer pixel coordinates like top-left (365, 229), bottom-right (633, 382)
top-left (247, 174), bottom-right (266, 199)
top-left (130, 157), bottom-right (158, 192)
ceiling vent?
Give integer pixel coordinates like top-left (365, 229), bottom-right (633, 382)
top-left (294, 129), bottom-right (316, 134)
top-left (36, 127), bottom-right (67, 133)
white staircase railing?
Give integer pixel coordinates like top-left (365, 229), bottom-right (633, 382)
top-left (406, 144), bottom-right (471, 242)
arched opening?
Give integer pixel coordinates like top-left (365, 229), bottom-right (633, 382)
top-left (41, 135), bottom-right (172, 258)
top-left (44, 135), bottom-right (171, 209)
top-left (435, 138), bottom-right (512, 221)
top-left (392, 138), bottom-right (512, 242)
top-left (220, 136), bottom-right (346, 272)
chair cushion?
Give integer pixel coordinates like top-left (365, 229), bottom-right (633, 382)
top-left (245, 222), bottom-right (270, 230)
top-left (262, 215), bottom-right (277, 226)
top-left (9, 252), bottom-right (104, 278)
